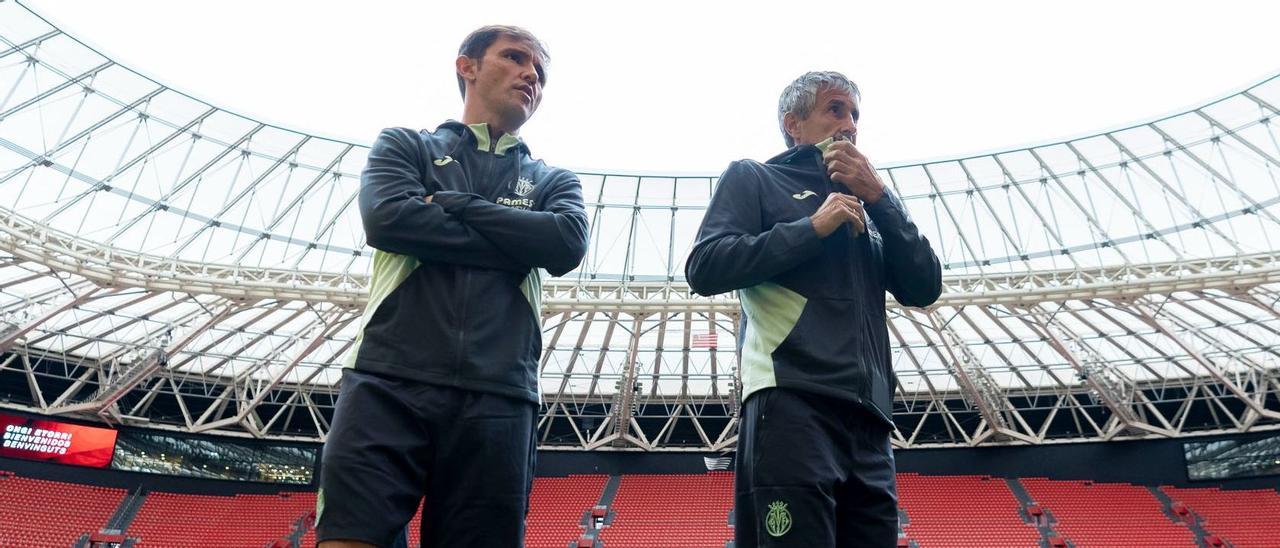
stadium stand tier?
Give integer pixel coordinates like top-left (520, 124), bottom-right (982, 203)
top-left (596, 472), bottom-right (734, 548)
top-left (2, 467), bottom-right (1279, 547)
top-left (1022, 477), bottom-right (1198, 547)
top-left (127, 491), bottom-right (314, 547)
top-left (0, 471), bottom-right (126, 548)
top-left (1162, 485), bottom-right (1280, 548)
top-left (897, 473), bottom-right (1041, 547)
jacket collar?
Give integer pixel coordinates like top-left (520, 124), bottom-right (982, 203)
top-left (437, 120), bottom-right (529, 156)
top-left (766, 137), bottom-right (835, 169)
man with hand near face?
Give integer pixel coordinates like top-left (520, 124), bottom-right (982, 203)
top-left (316, 25), bottom-right (588, 548)
top-left (686, 71), bottom-right (941, 547)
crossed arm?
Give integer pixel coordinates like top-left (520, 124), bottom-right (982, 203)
top-left (359, 128), bottom-right (589, 276)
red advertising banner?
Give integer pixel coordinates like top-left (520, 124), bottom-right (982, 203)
top-left (0, 412), bottom-right (117, 468)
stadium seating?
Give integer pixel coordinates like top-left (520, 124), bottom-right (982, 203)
top-left (1022, 477), bottom-right (1197, 547)
top-left (352, 475), bottom-right (607, 547)
top-left (0, 471), bottom-right (126, 548)
top-left (299, 501), bottom-right (419, 548)
top-left (597, 471), bottom-right (734, 548)
top-left (298, 509), bottom-right (317, 547)
top-left (897, 473), bottom-right (1040, 547)
top-left (1162, 485), bottom-right (1280, 548)
top-left (525, 474), bottom-right (609, 547)
top-left (6, 467), bottom-right (1280, 548)
top-left (128, 490), bottom-right (314, 547)
top-left (406, 501), bottom-right (424, 547)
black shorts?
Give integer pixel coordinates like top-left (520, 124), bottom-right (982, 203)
top-left (316, 368), bottom-right (537, 547)
top-left (736, 388), bottom-right (898, 547)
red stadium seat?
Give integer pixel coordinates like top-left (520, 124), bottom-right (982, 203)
top-left (0, 473), bottom-right (127, 548)
top-left (1022, 478), bottom-right (1197, 547)
top-left (522, 475), bottom-right (609, 548)
top-left (897, 473), bottom-right (1040, 548)
top-left (1162, 485), bottom-right (1280, 548)
top-left (127, 491), bottom-right (315, 547)
top-left (5, 468), bottom-right (1273, 548)
top-left (596, 472), bottom-right (734, 548)
top-left (375, 475), bottom-right (606, 548)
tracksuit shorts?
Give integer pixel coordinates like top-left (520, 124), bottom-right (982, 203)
top-left (316, 368), bottom-right (536, 547)
top-left (736, 387), bottom-right (899, 547)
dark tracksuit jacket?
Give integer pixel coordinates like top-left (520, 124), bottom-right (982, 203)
top-left (685, 141), bottom-right (941, 425)
top-left (346, 122), bottom-right (589, 404)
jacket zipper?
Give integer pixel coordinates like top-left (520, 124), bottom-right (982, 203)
top-left (453, 132), bottom-right (493, 374)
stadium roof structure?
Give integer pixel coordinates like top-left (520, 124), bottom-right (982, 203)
top-left (1, 1), bottom-right (1278, 450)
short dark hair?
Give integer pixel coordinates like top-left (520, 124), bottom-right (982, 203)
top-left (456, 25), bottom-right (550, 99)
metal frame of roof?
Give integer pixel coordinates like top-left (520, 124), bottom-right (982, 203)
top-left (0, 1), bottom-right (1277, 449)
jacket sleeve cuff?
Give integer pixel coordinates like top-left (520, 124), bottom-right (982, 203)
top-left (781, 216), bottom-right (824, 259)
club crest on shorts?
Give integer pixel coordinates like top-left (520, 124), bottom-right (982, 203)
top-left (766, 500), bottom-right (792, 537)
top-left (515, 176), bottom-right (535, 196)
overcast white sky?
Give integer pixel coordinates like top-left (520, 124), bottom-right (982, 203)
top-left (26, 0), bottom-right (1280, 174)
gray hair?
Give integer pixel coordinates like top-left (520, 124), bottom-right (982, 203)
top-left (777, 71), bottom-right (861, 147)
